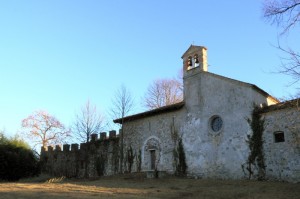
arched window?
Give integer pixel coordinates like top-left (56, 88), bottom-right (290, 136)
top-left (186, 56), bottom-right (193, 70)
top-left (194, 54), bottom-right (199, 67)
top-left (186, 54), bottom-right (200, 70)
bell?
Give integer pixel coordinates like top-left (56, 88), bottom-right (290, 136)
top-left (194, 55), bottom-right (199, 63)
top-left (188, 57), bottom-right (193, 66)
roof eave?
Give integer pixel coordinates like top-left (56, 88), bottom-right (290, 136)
top-left (113, 101), bottom-right (185, 124)
top-left (258, 98), bottom-right (300, 114)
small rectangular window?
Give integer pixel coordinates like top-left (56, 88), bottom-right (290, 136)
top-left (274, 131), bottom-right (285, 143)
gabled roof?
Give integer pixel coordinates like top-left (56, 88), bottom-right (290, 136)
top-left (202, 71), bottom-right (280, 104)
top-left (113, 101), bottom-right (185, 124)
top-left (113, 65), bottom-right (280, 124)
top-left (181, 45), bottom-right (207, 58)
top-left (113, 71), bottom-right (279, 124)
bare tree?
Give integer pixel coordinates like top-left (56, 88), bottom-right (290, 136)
top-left (110, 85), bottom-right (134, 173)
top-left (263, 0), bottom-right (300, 84)
top-left (264, 0), bottom-right (300, 34)
top-left (111, 85), bottom-right (134, 121)
top-left (21, 110), bottom-right (70, 148)
top-left (277, 45), bottom-right (300, 84)
top-left (143, 78), bottom-right (183, 110)
top-left (72, 101), bottom-right (105, 178)
top-left (73, 100), bottom-right (105, 143)
top-left (177, 69), bottom-right (184, 92)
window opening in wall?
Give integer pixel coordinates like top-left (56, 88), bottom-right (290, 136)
top-left (194, 54), bottom-right (199, 67)
top-left (187, 56), bottom-right (193, 70)
top-left (274, 131), bottom-right (285, 143)
top-left (210, 116), bottom-right (223, 132)
top-left (187, 54), bottom-right (201, 70)
top-left (150, 150), bottom-right (156, 170)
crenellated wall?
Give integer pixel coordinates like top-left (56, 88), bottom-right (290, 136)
top-left (40, 130), bottom-right (119, 178)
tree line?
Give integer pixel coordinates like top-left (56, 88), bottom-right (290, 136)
top-left (17, 75), bottom-right (183, 149)
top-left (0, 74), bottom-right (183, 180)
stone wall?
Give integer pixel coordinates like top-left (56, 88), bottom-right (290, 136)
top-left (40, 45), bottom-right (300, 183)
top-left (122, 109), bottom-right (185, 174)
top-left (40, 131), bottom-right (119, 178)
top-left (262, 107), bottom-right (300, 183)
top-left (121, 70), bottom-right (284, 180)
top-left (180, 70), bottom-right (277, 179)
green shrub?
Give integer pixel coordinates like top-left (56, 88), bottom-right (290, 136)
top-left (0, 133), bottom-right (40, 181)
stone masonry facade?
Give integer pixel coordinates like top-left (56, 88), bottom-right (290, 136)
top-left (41, 45), bottom-right (300, 183)
top-left (261, 102), bottom-right (300, 182)
top-left (41, 131), bottom-right (119, 178)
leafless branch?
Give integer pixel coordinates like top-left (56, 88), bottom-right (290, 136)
top-left (110, 84), bottom-right (135, 174)
top-left (263, 0), bottom-right (300, 86)
top-left (111, 85), bottom-right (134, 121)
top-left (21, 110), bottom-right (70, 148)
top-left (264, 0), bottom-right (300, 34)
top-left (272, 42), bottom-right (300, 85)
top-left (73, 100), bottom-right (105, 143)
top-left (143, 78), bottom-right (183, 110)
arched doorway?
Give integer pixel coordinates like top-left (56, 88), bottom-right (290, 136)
top-left (143, 136), bottom-right (161, 171)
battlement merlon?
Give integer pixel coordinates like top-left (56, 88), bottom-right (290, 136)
top-left (41, 130), bottom-right (119, 154)
top-left (63, 144), bottom-right (70, 151)
top-left (91, 134), bottom-right (98, 142)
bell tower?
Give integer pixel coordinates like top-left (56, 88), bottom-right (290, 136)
top-left (181, 45), bottom-right (208, 76)
top-left (181, 45), bottom-right (208, 110)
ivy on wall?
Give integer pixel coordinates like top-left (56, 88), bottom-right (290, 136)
top-left (95, 154), bottom-right (106, 176)
top-left (136, 149), bottom-right (142, 172)
top-left (127, 146), bottom-right (135, 173)
top-left (243, 106), bottom-right (266, 180)
top-left (175, 138), bottom-right (187, 176)
top-left (172, 129), bottom-right (187, 176)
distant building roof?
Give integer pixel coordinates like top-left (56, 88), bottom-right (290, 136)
top-left (259, 98), bottom-right (300, 114)
top-left (113, 101), bottom-right (185, 124)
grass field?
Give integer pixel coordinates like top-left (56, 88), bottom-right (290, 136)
top-left (0, 175), bottom-right (299, 199)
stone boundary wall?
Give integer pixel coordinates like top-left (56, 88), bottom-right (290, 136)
top-left (40, 130), bottom-right (120, 178)
top-left (262, 108), bottom-right (300, 183)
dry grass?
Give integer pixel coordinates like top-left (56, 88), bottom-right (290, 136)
top-left (0, 175), bottom-right (299, 199)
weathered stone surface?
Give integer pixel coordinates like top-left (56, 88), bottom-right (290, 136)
top-left (100, 132), bottom-right (107, 140)
top-left (40, 132), bottom-right (119, 178)
top-left (40, 45), bottom-right (300, 183)
top-left (91, 134), bottom-right (98, 142)
top-left (262, 108), bottom-right (300, 183)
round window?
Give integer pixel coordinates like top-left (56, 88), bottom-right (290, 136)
top-left (210, 116), bottom-right (223, 132)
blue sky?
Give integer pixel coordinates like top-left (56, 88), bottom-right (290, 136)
top-left (0, 0), bottom-right (299, 138)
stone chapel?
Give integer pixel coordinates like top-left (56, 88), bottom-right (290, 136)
top-left (41, 45), bottom-right (300, 182)
top-left (113, 45), bottom-right (300, 182)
